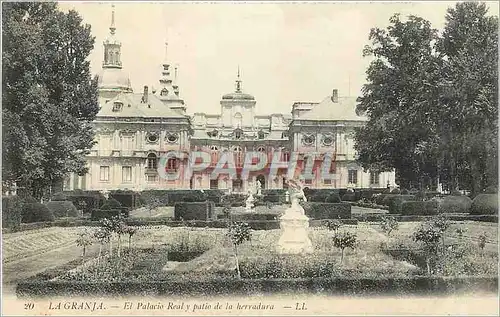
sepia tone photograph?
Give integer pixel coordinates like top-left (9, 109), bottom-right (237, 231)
top-left (1, 1), bottom-right (499, 316)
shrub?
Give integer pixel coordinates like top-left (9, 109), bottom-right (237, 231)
top-left (400, 201), bottom-right (438, 216)
top-left (470, 194), bottom-right (498, 215)
top-left (324, 219), bottom-right (342, 234)
top-left (380, 216), bottom-right (399, 236)
top-left (61, 191), bottom-right (105, 213)
top-left (438, 195), bottom-right (472, 214)
top-left (174, 202), bottom-right (215, 221)
top-left (232, 213), bottom-right (278, 221)
top-left (139, 190), bottom-right (169, 206)
top-left (2, 196), bottom-right (24, 230)
top-left (22, 203), bottom-right (55, 223)
top-left (484, 186), bottom-right (498, 194)
top-left (51, 192), bottom-right (68, 201)
top-left (222, 194), bottom-right (247, 207)
top-left (91, 208), bottom-right (129, 221)
top-left (388, 195), bottom-right (417, 213)
top-left (325, 192), bottom-right (341, 203)
top-left (391, 188), bottom-right (401, 194)
top-left (333, 231), bottom-right (357, 264)
top-left (307, 190), bottom-right (338, 203)
top-left (451, 190), bottom-right (462, 196)
top-left (101, 198), bottom-right (122, 210)
top-left (400, 189), bottom-right (409, 195)
top-left (110, 191), bottom-right (141, 209)
top-left (341, 192), bottom-right (356, 202)
top-left (45, 201), bottom-right (79, 218)
top-left (301, 202), bottom-right (351, 219)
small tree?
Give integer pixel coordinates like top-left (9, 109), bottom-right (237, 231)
top-left (227, 221), bottom-right (252, 279)
top-left (76, 229), bottom-right (93, 260)
top-left (380, 216), bottom-right (399, 236)
top-left (413, 223), bottom-right (442, 275)
top-left (325, 219), bottom-right (342, 236)
top-left (123, 226), bottom-right (137, 249)
top-left (93, 227), bottom-right (110, 261)
top-left (478, 232), bottom-right (487, 253)
top-left (431, 215), bottom-right (450, 247)
top-left (333, 231), bottom-right (357, 264)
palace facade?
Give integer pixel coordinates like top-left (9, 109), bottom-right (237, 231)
top-left (63, 8), bottom-right (395, 193)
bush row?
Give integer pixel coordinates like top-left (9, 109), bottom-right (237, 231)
top-left (301, 202), bottom-right (352, 219)
top-left (174, 201), bottom-right (216, 221)
top-left (16, 276), bottom-right (497, 297)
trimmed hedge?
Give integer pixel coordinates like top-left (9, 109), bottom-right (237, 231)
top-left (301, 202), bottom-right (351, 219)
top-left (388, 195), bottom-right (417, 213)
top-left (16, 276), bottom-right (498, 297)
top-left (470, 194), bottom-right (498, 215)
top-left (139, 190), bottom-right (169, 206)
top-left (44, 201), bottom-right (79, 218)
top-left (110, 190), bottom-right (141, 209)
top-left (174, 201), bottom-right (215, 221)
top-left (325, 192), bottom-right (342, 203)
top-left (2, 196), bottom-right (24, 230)
top-left (307, 190), bottom-right (339, 203)
top-left (91, 208), bottom-right (129, 221)
top-left (22, 203), bottom-right (55, 223)
top-left (230, 213), bottom-right (278, 221)
top-left (57, 190), bottom-right (105, 213)
top-left (221, 194), bottom-right (247, 207)
top-left (400, 201), bottom-right (439, 216)
top-left (438, 195), bottom-right (472, 214)
top-left (341, 192), bottom-right (356, 202)
top-left (100, 198), bottom-right (122, 210)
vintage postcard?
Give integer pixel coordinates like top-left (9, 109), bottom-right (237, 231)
top-left (2, 1), bottom-right (499, 316)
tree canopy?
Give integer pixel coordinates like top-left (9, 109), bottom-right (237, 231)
top-left (2, 2), bottom-right (99, 199)
top-left (355, 2), bottom-right (498, 194)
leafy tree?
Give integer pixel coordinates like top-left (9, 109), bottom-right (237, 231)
top-left (436, 2), bottom-right (498, 195)
top-left (380, 216), bottom-right (399, 236)
top-left (333, 231), bottom-right (357, 264)
top-left (355, 3), bottom-right (498, 194)
top-left (431, 214), bottom-right (450, 247)
top-left (227, 221), bottom-right (252, 279)
top-left (2, 3), bottom-right (99, 200)
top-left (355, 13), bottom-right (441, 190)
top-left (413, 223), bottom-right (442, 275)
top-left (324, 219), bottom-right (342, 236)
top-left (76, 229), bottom-right (93, 259)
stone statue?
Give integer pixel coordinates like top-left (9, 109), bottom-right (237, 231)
top-left (277, 178), bottom-right (313, 254)
top-left (245, 183), bottom-right (255, 212)
top-left (256, 180), bottom-right (262, 196)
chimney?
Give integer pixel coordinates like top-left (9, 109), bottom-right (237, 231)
top-left (332, 89), bottom-right (339, 103)
top-left (142, 85), bottom-right (148, 103)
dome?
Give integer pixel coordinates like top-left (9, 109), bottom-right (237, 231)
top-left (222, 92), bottom-right (255, 100)
top-left (97, 67), bottom-right (132, 92)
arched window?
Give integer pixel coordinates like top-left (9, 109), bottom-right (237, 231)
top-left (166, 157), bottom-right (177, 172)
top-left (234, 112), bottom-right (242, 128)
top-left (257, 146), bottom-right (266, 152)
top-left (210, 145), bottom-right (219, 165)
top-left (147, 153), bottom-right (157, 169)
top-left (233, 146), bottom-right (243, 167)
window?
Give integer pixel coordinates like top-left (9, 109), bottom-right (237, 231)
top-left (258, 130), bottom-right (265, 139)
top-left (281, 132), bottom-right (289, 139)
top-left (122, 166), bottom-right (132, 182)
top-left (234, 112), bottom-right (242, 128)
top-left (370, 172), bottom-right (380, 185)
top-left (348, 170), bottom-right (358, 184)
top-left (282, 177), bottom-right (289, 189)
top-left (100, 166), bottom-right (110, 182)
top-left (210, 179), bottom-right (218, 189)
top-left (302, 134), bottom-right (315, 146)
top-left (147, 133), bottom-right (159, 143)
top-left (305, 179), bottom-right (312, 185)
top-left (257, 146), bottom-right (266, 152)
top-left (234, 146), bottom-right (243, 167)
top-left (166, 133), bottom-right (179, 143)
top-left (112, 102), bottom-right (123, 112)
top-left (234, 130), bottom-right (242, 140)
top-left (322, 134), bottom-right (334, 146)
top-left (147, 153), bottom-right (157, 169)
top-left (122, 136), bottom-right (135, 151)
top-left (160, 88), bottom-right (168, 96)
top-left (323, 179), bottom-right (332, 185)
top-left (283, 151), bottom-right (290, 162)
top-left (166, 158), bottom-right (178, 172)
top-left (147, 174), bottom-right (158, 182)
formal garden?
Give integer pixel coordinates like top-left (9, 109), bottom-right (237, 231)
top-left (2, 186), bottom-right (497, 298)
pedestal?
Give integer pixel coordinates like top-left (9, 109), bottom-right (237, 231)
top-left (277, 208), bottom-right (313, 254)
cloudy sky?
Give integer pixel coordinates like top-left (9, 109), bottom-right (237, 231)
top-left (59, 1), bottom-right (499, 116)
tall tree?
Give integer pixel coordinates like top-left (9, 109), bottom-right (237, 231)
top-left (2, 3), bottom-right (99, 199)
top-left (354, 14), bottom-right (441, 189)
top-left (437, 2), bottom-right (498, 194)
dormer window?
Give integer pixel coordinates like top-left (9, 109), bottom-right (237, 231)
top-left (160, 88), bottom-right (168, 96)
top-left (258, 130), bottom-right (265, 139)
top-left (112, 102), bottom-right (123, 112)
top-left (235, 130), bottom-right (242, 140)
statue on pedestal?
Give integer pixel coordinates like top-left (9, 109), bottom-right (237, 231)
top-left (245, 182), bottom-right (256, 212)
top-left (277, 178), bottom-right (313, 254)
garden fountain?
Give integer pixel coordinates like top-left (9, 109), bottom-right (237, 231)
top-left (277, 178), bottom-right (313, 254)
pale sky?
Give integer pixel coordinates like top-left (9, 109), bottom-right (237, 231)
top-left (59, 1), bottom-right (499, 116)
